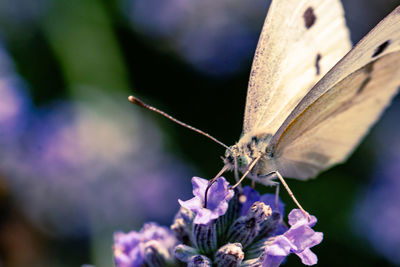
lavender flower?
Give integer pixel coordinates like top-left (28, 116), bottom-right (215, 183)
top-left (113, 222), bottom-right (178, 267)
top-left (178, 177), bottom-right (234, 225)
top-left (114, 177), bottom-right (323, 267)
top-left (263, 210), bottom-right (323, 266)
top-left (353, 103), bottom-right (400, 265)
top-left (1, 97), bottom-right (192, 237)
top-left (0, 42), bottom-right (32, 143)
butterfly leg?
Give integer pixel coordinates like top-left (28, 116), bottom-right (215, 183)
top-left (251, 179), bottom-right (256, 189)
top-left (260, 171), bottom-right (309, 218)
top-left (233, 155), bottom-right (240, 185)
top-left (274, 182), bottom-right (280, 212)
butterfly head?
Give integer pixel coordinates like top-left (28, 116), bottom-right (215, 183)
top-left (223, 133), bottom-right (274, 173)
top-left (223, 144), bottom-right (249, 170)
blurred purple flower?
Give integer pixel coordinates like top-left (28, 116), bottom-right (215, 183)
top-left (123, 0), bottom-right (268, 76)
top-left (0, 77), bottom-right (30, 138)
top-left (353, 104), bottom-right (400, 265)
top-left (264, 209), bottom-right (323, 266)
top-left (178, 177), bottom-right (234, 224)
top-left (1, 96), bottom-right (192, 237)
top-left (0, 40), bottom-right (192, 244)
top-left (113, 222), bottom-right (177, 267)
top-left (0, 43), bottom-right (32, 141)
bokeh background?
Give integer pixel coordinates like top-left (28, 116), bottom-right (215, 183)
top-left (0, 0), bottom-right (399, 266)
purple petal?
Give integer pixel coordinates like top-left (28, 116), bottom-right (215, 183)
top-left (179, 177), bottom-right (233, 224)
top-left (263, 209), bottom-right (323, 266)
top-left (178, 197), bottom-right (202, 213)
top-left (114, 231), bottom-right (141, 251)
top-left (206, 177), bottom-right (233, 210)
top-left (288, 209), bottom-right (317, 227)
top-left (114, 251), bottom-right (137, 267)
top-left (296, 248), bottom-right (318, 266)
top-left (285, 225), bottom-right (323, 252)
top-left (193, 208), bottom-right (214, 224)
top-left (113, 234), bottom-right (143, 267)
top-left (113, 222), bottom-right (176, 267)
top-left (262, 254), bottom-right (285, 267)
top-left (140, 223), bottom-right (177, 248)
top-left (191, 177), bottom-right (209, 203)
top-left (211, 198), bottom-right (229, 219)
top-left (265, 235), bottom-right (296, 256)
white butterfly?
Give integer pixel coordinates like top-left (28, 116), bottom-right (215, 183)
top-left (221, 1), bottom-right (400, 189)
top-left (130, 1), bottom-right (400, 208)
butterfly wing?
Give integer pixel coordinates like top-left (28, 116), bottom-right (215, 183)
top-left (270, 6), bottom-right (400, 179)
top-left (243, 0), bottom-right (351, 136)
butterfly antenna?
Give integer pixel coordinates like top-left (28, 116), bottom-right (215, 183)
top-left (128, 95), bottom-right (230, 150)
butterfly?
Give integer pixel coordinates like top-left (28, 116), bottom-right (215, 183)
top-left (220, 1), bottom-right (400, 188)
top-left (130, 1), bottom-right (400, 208)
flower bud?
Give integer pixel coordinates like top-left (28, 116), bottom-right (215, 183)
top-left (188, 255), bottom-right (212, 267)
top-left (247, 201), bottom-right (272, 223)
top-left (227, 202), bottom-right (272, 248)
top-left (226, 216), bottom-right (259, 248)
top-left (175, 206), bottom-right (195, 223)
top-left (171, 207), bottom-right (195, 245)
top-left (214, 243), bottom-right (244, 266)
top-left (171, 218), bottom-right (192, 244)
top-left (174, 244), bottom-right (198, 263)
top-left (143, 240), bottom-right (168, 267)
top-left (245, 211), bottom-right (284, 259)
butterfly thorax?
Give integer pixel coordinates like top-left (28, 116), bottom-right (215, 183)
top-left (224, 132), bottom-right (277, 183)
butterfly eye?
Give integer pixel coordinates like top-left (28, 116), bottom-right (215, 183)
top-left (224, 154), bottom-right (234, 163)
top-left (237, 156), bottom-right (248, 168)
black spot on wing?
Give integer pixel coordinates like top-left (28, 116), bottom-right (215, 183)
top-left (303, 7), bottom-right (316, 29)
top-left (356, 77), bottom-right (371, 95)
top-left (372, 40), bottom-right (391, 58)
top-left (315, 53), bottom-right (322, 75)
